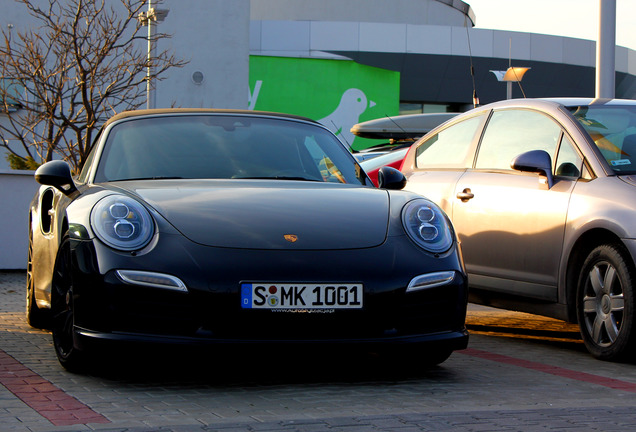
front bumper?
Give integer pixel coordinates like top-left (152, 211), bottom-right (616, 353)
top-left (69, 233), bottom-right (469, 350)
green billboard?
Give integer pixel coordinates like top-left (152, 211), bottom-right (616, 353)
top-left (249, 56), bottom-right (400, 151)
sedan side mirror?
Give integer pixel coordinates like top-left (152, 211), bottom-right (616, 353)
top-left (511, 150), bottom-right (554, 188)
top-left (378, 166), bottom-right (406, 190)
top-left (34, 160), bottom-right (78, 195)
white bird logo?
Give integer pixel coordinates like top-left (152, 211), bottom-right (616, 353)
top-left (318, 88), bottom-right (376, 146)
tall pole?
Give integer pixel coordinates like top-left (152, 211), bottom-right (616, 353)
top-left (138, 1), bottom-right (168, 109)
top-left (146, 0), bottom-right (155, 109)
top-left (596, 0), bottom-right (616, 99)
top-left (507, 39), bottom-right (512, 99)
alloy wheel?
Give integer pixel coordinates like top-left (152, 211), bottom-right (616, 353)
top-left (581, 260), bottom-right (625, 347)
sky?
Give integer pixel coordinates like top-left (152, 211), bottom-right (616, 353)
top-left (466, 0), bottom-right (636, 51)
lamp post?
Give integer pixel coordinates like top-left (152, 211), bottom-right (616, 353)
top-left (502, 67), bottom-right (531, 99)
top-left (490, 67), bottom-right (530, 100)
top-left (138, 1), bottom-right (169, 109)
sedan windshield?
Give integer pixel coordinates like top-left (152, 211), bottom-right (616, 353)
top-left (568, 105), bottom-right (636, 175)
top-left (94, 114), bottom-right (367, 185)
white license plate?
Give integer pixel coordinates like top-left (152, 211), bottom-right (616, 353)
top-left (241, 283), bottom-right (363, 310)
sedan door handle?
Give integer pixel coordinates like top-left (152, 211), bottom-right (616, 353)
top-left (456, 188), bottom-right (474, 202)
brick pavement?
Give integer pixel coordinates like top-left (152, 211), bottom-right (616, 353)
top-left (2, 270), bottom-right (636, 431)
top-left (0, 349), bottom-right (109, 426)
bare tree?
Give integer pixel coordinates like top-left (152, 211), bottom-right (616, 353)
top-left (0, 0), bottom-right (186, 172)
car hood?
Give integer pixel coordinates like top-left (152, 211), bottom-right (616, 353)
top-left (620, 175), bottom-right (636, 187)
top-left (121, 180), bottom-right (390, 250)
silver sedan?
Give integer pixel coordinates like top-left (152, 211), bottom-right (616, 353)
top-left (401, 98), bottom-right (636, 361)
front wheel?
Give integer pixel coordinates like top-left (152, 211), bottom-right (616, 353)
top-left (577, 244), bottom-right (636, 361)
top-left (51, 235), bottom-right (87, 372)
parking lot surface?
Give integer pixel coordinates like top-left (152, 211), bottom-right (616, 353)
top-left (2, 270), bottom-right (636, 431)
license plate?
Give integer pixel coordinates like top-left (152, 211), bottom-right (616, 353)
top-left (241, 283), bottom-right (363, 310)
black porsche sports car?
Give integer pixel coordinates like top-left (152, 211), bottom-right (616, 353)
top-left (27, 109), bottom-right (468, 371)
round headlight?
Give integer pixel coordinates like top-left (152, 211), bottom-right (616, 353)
top-left (90, 195), bottom-right (154, 251)
top-left (402, 199), bottom-right (453, 253)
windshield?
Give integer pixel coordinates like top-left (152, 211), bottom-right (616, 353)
top-left (94, 114), bottom-right (368, 185)
top-left (568, 105), bottom-right (636, 175)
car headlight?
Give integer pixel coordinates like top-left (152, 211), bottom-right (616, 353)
top-left (401, 199), bottom-right (453, 253)
top-left (90, 195), bottom-right (154, 251)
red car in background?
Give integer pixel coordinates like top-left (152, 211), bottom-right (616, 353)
top-left (360, 147), bottom-right (410, 186)
top-left (353, 113), bottom-right (458, 186)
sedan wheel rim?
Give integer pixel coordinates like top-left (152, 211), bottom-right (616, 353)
top-left (582, 261), bottom-right (625, 347)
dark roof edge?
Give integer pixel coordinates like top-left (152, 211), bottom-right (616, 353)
top-left (437, 0), bottom-right (476, 26)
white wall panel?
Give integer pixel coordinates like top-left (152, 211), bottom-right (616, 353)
top-left (530, 34), bottom-right (564, 64)
top-left (261, 21), bottom-right (311, 52)
top-left (157, 0), bottom-right (250, 109)
top-left (311, 22), bottom-right (360, 52)
top-left (563, 38), bottom-right (595, 67)
top-left (250, 21), bottom-right (263, 51)
top-left (616, 46), bottom-right (629, 73)
top-left (0, 171), bottom-right (37, 269)
top-left (453, 28), bottom-right (493, 58)
top-left (493, 31), bottom-right (532, 61)
top-left (250, 0), bottom-right (472, 26)
top-left (359, 23), bottom-right (407, 53)
top-left (407, 25), bottom-right (452, 55)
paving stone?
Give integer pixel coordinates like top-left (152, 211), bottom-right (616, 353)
top-left (3, 271), bottom-right (636, 431)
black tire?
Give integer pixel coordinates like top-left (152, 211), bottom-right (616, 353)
top-left (51, 234), bottom-right (87, 372)
top-left (26, 230), bottom-right (51, 329)
top-left (577, 244), bottom-right (636, 361)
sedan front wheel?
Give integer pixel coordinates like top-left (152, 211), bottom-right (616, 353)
top-left (577, 244), bottom-right (636, 361)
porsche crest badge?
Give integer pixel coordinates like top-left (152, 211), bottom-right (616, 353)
top-left (284, 234), bottom-right (298, 243)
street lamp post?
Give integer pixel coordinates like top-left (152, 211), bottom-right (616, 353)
top-left (138, 1), bottom-right (169, 109)
top-left (502, 67), bottom-right (531, 99)
top-left (490, 67), bottom-right (531, 100)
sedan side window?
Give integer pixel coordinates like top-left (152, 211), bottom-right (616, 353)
top-left (415, 114), bottom-right (485, 169)
top-left (476, 110), bottom-right (561, 170)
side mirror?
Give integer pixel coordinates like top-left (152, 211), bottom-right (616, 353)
top-left (34, 160), bottom-right (78, 195)
top-left (511, 150), bottom-right (554, 188)
top-left (378, 166), bottom-right (406, 190)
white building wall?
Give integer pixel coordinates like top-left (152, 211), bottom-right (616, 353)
top-left (251, 20), bottom-right (636, 77)
top-left (0, 170), bottom-right (38, 270)
top-left (250, 0), bottom-right (474, 26)
top-left (155, 0), bottom-right (250, 109)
